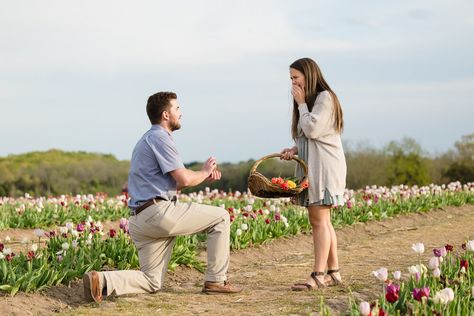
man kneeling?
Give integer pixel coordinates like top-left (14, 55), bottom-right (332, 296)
top-left (83, 91), bottom-right (242, 302)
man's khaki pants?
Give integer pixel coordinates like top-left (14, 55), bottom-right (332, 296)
top-left (102, 200), bottom-right (230, 296)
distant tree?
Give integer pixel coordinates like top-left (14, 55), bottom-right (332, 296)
top-left (444, 133), bottom-right (474, 183)
top-left (385, 138), bottom-right (430, 186)
top-left (344, 140), bottom-right (389, 188)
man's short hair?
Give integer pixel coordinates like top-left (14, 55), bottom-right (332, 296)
top-left (146, 91), bottom-right (177, 124)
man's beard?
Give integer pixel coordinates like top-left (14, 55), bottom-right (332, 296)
top-left (170, 120), bottom-right (181, 131)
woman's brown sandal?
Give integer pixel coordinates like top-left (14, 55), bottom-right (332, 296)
top-left (291, 272), bottom-right (326, 291)
top-left (327, 269), bottom-right (342, 286)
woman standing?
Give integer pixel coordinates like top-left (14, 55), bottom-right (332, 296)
top-left (280, 57), bottom-right (346, 290)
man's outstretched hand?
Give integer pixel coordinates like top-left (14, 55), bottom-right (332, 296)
top-left (207, 169), bottom-right (221, 182)
top-left (202, 157), bottom-right (221, 182)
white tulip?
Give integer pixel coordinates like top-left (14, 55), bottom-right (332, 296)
top-left (241, 223), bottom-right (248, 231)
top-left (393, 271), bottom-right (401, 280)
top-left (0, 253), bottom-right (4, 260)
top-left (433, 268), bottom-right (441, 278)
top-left (434, 288), bottom-right (454, 304)
top-left (359, 301), bottom-right (371, 316)
top-left (372, 267), bottom-right (388, 282)
top-left (235, 229), bottom-right (242, 236)
top-left (412, 242), bottom-right (425, 254)
top-left (3, 248), bottom-right (12, 255)
top-left (62, 242), bottom-right (69, 251)
top-left (65, 222), bottom-right (73, 231)
top-left (428, 257), bottom-right (439, 270)
top-left (4, 236), bottom-right (11, 242)
top-left (34, 229), bottom-right (44, 238)
top-left (444, 288), bottom-right (454, 301)
top-left (31, 244), bottom-right (38, 252)
top-left (59, 226), bottom-right (68, 234)
top-left (466, 240), bottom-right (474, 251)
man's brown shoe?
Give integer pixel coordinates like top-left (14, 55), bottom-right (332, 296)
top-left (202, 280), bottom-right (242, 294)
top-left (83, 271), bottom-right (103, 303)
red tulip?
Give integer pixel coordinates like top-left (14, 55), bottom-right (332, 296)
top-left (385, 283), bottom-right (400, 303)
top-left (413, 287), bottom-right (430, 301)
top-left (109, 229), bottom-right (117, 238)
top-left (6, 253), bottom-right (15, 262)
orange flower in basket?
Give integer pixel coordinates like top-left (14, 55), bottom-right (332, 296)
top-left (280, 182), bottom-right (289, 190)
top-left (271, 177), bottom-right (284, 185)
top-left (300, 180), bottom-right (309, 189)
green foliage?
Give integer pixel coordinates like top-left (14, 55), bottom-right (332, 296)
top-left (444, 133), bottom-right (474, 183)
top-left (0, 134), bottom-right (473, 196)
top-left (345, 140), bottom-right (390, 188)
top-left (0, 149), bottom-right (129, 197)
top-left (385, 138), bottom-right (430, 186)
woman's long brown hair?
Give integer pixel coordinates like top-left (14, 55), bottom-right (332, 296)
top-left (290, 58), bottom-right (343, 139)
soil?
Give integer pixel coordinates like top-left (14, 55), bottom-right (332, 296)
top-left (1, 204), bottom-right (473, 316)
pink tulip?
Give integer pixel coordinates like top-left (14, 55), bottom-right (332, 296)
top-left (413, 287), bottom-right (430, 301)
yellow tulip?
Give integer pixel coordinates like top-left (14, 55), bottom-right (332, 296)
top-left (287, 180), bottom-right (297, 189)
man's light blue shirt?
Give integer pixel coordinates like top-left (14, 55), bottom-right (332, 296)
top-left (128, 125), bottom-right (184, 210)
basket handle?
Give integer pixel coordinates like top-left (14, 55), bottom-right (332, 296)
top-left (250, 153), bottom-right (308, 177)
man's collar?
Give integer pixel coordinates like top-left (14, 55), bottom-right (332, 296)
top-left (151, 124), bottom-right (171, 135)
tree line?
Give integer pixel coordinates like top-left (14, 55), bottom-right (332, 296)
top-left (0, 134), bottom-right (472, 197)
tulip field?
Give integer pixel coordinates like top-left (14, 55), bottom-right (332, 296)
top-left (0, 182), bottom-right (473, 314)
top-left (353, 240), bottom-right (474, 315)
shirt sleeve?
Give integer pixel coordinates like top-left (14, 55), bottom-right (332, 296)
top-left (298, 91), bottom-right (333, 139)
top-left (146, 135), bottom-right (185, 174)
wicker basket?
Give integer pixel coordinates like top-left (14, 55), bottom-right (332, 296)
top-left (248, 153), bottom-right (308, 198)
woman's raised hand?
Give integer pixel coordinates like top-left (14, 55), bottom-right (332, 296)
top-left (291, 84), bottom-right (305, 105)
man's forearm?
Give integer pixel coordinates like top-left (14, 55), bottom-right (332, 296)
top-left (176, 169), bottom-right (210, 189)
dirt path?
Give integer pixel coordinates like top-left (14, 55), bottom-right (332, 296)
top-left (1, 205), bottom-right (473, 315)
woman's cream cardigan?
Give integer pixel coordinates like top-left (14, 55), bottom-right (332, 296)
top-left (297, 90), bottom-right (347, 203)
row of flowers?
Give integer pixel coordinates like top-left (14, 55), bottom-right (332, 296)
top-left (353, 241), bottom-right (474, 315)
top-left (0, 217), bottom-right (200, 295)
top-left (0, 182), bottom-right (472, 296)
top-left (0, 182), bottom-right (472, 230)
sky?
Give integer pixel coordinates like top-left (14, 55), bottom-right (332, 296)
top-left (1, 0), bottom-right (473, 163)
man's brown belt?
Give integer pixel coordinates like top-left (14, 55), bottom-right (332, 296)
top-left (133, 197), bottom-right (167, 215)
